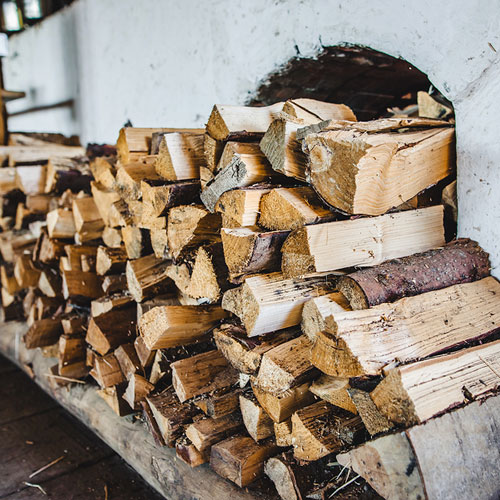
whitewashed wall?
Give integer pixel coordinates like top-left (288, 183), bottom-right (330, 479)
top-left (3, 0), bottom-right (500, 275)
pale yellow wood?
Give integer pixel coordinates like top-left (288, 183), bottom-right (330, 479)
top-left (281, 205), bottom-right (445, 277)
top-left (215, 187), bottom-right (271, 227)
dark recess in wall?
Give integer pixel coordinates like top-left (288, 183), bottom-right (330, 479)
top-left (250, 45), bottom-right (433, 120)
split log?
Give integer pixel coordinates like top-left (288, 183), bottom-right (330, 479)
top-left (134, 335), bottom-right (155, 368)
top-left (36, 232), bottom-right (66, 264)
top-left (90, 181), bottom-right (121, 226)
top-left (154, 132), bottom-right (205, 180)
top-left (221, 227), bottom-right (289, 282)
top-left (150, 226), bottom-right (169, 259)
top-left (108, 199), bottom-right (133, 228)
top-left (291, 401), bottom-right (365, 461)
top-left (273, 420), bottom-right (293, 447)
top-left (252, 382), bottom-right (315, 423)
top-left (91, 353), bottom-right (125, 388)
top-left (214, 323), bottom-right (299, 375)
top-left (196, 390), bottom-right (242, 419)
top-left (309, 375), bottom-right (357, 414)
top-left (115, 162), bottom-right (161, 201)
top-left (85, 307), bottom-right (137, 356)
top-left (58, 334), bottom-right (87, 378)
top-left (311, 277), bottom-right (500, 377)
top-left (125, 253), bottom-right (173, 302)
top-left (206, 102), bottom-right (285, 141)
top-left (186, 243), bottom-right (230, 302)
top-left (371, 339), bottom-right (500, 426)
top-left (37, 268), bottom-right (62, 297)
top-left (167, 205), bottom-right (221, 258)
top-left (114, 342), bottom-right (143, 379)
top-left (102, 226), bottom-right (122, 248)
top-left (146, 386), bottom-right (200, 446)
top-left (72, 196), bottom-right (104, 239)
top-left (336, 238), bottom-right (490, 310)
top-left (24, 318), bottom-right (62, 348)
top-left (176, 438), bottom-right (209, 467)
top-left (138, 304), bottom-right (227, 349)
top-left (101, 274), bottom-right (127, 295)
top-left (97, 383), bottom-right (134, 417)
top-left (200, 144), bottom-right (281, 212)
top-left (418, 90), bottom-right (453, 119)
top-left (281, 206), bottom-right (445, 277)
top-left (303, 121), bottom-right (454, 215)
top-left (204, 134), bottom-right (224, 172)
top-left (121, 226), bottom-right (152, 259)
top-left (240, 392), bottom-right (274, 441)
top-left (61, 270), bottom-right (103, 301)
top-left (26, 193), bottom-right (57, 213)
top-left (301, 292), bottom-right (350, 342)
top-left (186, 413), bottom-right (244, 452)
top-left (141, 179), bottom-right (200, 217)
top-left (89, 156), bottom-right (116, 190)
top-left (46, 208), bottom-right (76, 239)
top-left (221, 272), bottom-right (335, 336)
top-left (215, 187), bottom-right (271, 228)
top-left (171, 349), bottom-right (239, 402)
top-left (14, 165), bottom-right (47, 195)
top-left (259, 187), bottom-right (338, 231)
top-left (210, 436), bottom-right (280, 487)
top-left (347, 387), bottom-right (392, 437)
top-left (123, 373), bottom-right (155, 410)
top-left (64, 244), bottom-right (98, 271)
top-left (254, 336), bottom-right (318, 394)
top-left (96, 245), bottom-right (128, 275)
top-left (44, 157), bottom-right (91, 193)
top-left (1, 264), bottom-right (23, 295)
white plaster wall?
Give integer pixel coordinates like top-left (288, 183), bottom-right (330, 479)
top-left (2, 0), bottom-right (500, 274)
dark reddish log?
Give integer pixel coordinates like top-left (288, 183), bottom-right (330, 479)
top-left (337, 238), bottom-right (490, 310)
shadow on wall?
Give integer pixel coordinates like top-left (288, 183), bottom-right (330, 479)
top-left (250, 45), bottom-right (451, 120)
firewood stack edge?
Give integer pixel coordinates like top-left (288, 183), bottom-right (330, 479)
top-left (0, 95), bottom-right (497, 500)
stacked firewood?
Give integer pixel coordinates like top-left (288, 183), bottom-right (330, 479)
top-left (2, 93), bottom-right (499, 500)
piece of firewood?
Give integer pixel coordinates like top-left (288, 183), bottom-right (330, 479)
top-left (101, 274), bottom-right (127, 294)
top-left (210, 435), bottom-right (280, 487)
top-left (240, 392), bottom-right (274, 442)
top-left (134, 335), bottom-right (155, 368)
top-left (91, 181), bottom-right (121, 226)
top-left (265, 452), bottom-right (337, 500)
top-left (37, 268), bottom-right (62, 297)
top-left (24, 318), bottom-right (62, 348)
top-left (150, 226), bottom-right (169, 259)
top-left (215, 187), bottom-right (271, 228)
top-left (200, 144), bottom-right (281, 212)
top-left (311, 277), bottom-right (500, 377)
top-left (26, 193), bottom-right (57, 213)
top-left (121, 225), bottom-right (152, 259)
top-left (85, 307), bottom-right (137, 356)
top-left (14, 165), bottom-right (47, 195)
top-left (254, 336), bottom-right (318, 395)
top-left (252, 382), bottom-right (315, 423)
top-left (58, 334), bottom-right (87, 378)
top-left (44, 157), bottom-right (91, 194)
top-left (291, 401), bottom-right (365, 461)
top-left (61, 270), bottom-right (103, 301)
top-left (90, 292), bottom-right (132, 317)
top-left (418, 90), bottom-right (453, 119)
top-left (309, 375), bottom-right (357, 414)
top-left (301, 292), bottom-right (350, 342)
top-left (204, 133), bottom-right (224, 172)
top-left (206, 102), bottom-right (285, 141)
top-left (1, 263), bottom-right (23, 295)
top-left (116, 127), bottom-right (201, 163)
top-left (139, 304), bottom-right (227, 349)
top-left (141, 179), bottom-right (200, 218)
top-left (186, 243), bottom-right (230, 302)
top-left (221, 227), bottom-right (289, 282)
top-left (176, 437), bottom-right (209, 467)
top-left (281, 206), bottom-right (445, 277)
top-left (259, 186), bottom-right (338, 231)
top-left (303, 121), bottom-right (454, 215)
top-left (371, 339), bottom-right (500, 426)
top-left (195, 389), bottom-right (242, 419)
top-left (346, 387), bottom-right (392, 437)
top-left (108, 199), bottom-right (133, 228)
top-left (273, 420), bottom-right (293, 447)
top-left (95, 245), bottom-right (127, 275)
top-left (171, 349), bottom-right (239, 402)
top-left (114, 342), bottom-right (143, 379)
top-left (214, 323), bottom-right (300, 375)
top-left (221, 272), bottom-right (335, 336)
top-left (123, 373), bottom-right (155, 410)
top-left (154, 132), bottom-right (205, 180)
top-left (72, 196), bottom-right (104, 237)
top-left (136, 293), bottom-right (180, 319)
top-left (46, 208), bottom-right (76, 239)
top-left (336, 238), bottom-right (490, 310)
top-left (186, 412), bottom-right (244, 452)
top-left (91, 353), bottom-right (125, 388)
top-left (125, 254), bottom-right (173, 302)
top-left (102, 226), bottom-right (122, 248)
top-left (97, 383), bottom-right (133, 417)
top-left (146, 386), bottom-right (200, 446)
top-left (89, 156), bottom-right (116, 190)
top-left (115, 162), bottom-right (161, 201)
top-left (167, 205), bottom-right (221, 258)
top-left (64, 243), bottom-right (98, 271)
